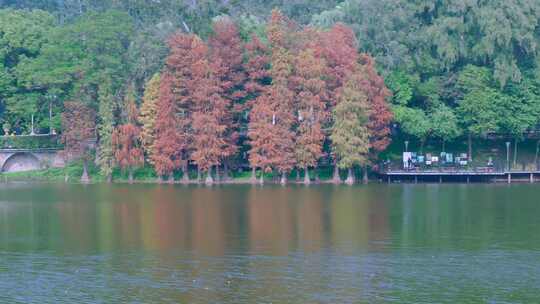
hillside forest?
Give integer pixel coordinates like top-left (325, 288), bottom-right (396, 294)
top-left (1, 1), bottom-right (540, 183)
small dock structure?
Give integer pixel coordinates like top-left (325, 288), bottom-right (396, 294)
top-left (381, 169), bottom-right (540, 184)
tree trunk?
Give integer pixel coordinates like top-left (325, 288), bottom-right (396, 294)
top-left (420, 138), bottom-right (426, 154)
top-left (81, 159), bottom-right (90, 183)
top-left (468, 133), bottom-right (472, 162)
top-left (345, 167), bottom-right (355, 185)
top-left (296, 169), bottom-right (300, 181)
top-left (182, 164), bottom-right (189, 183)
top-left (223, 162), bottom-right (230, 181)
top-left (128, 167), bottom-right (134, 184)
top-left (205, 171), bottom-right (214, 185)
top-left (157, 175), bottom-right (163, 184)
top-left (362, 165), bottom-right (368, 184)
top-left (535, 140), bottom-right (540, 170)
top-left (106, 173), bottom-right (112, 184)
top-left (314, 166), bottom-right (320, 183)
top-left (168, 172), bottom-right (174, 184)
top-left (332, 165), bottom-right (341, 184)
top-left (304, 166), bottom-right (310, 185)
top-left (513, 138), bottom-right (518, 169)
top-left (197, 166), bottom-right (201, 183)
top-left (250, 167), bottom-right (257, 184)
top-left (259, 172), bottom-right (264, 185)
top-left (215, 165), bottom-right (220, 183)
top-left (280, 172), bottom-right (287, 185)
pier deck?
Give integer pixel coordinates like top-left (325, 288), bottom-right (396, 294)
top-left (380, 170), bottom-right (540, 183)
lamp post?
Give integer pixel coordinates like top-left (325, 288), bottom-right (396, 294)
top-left (506, 141), bottom-right (511, 171)
top-left (30, 114), bottom-right (35, 135)
top-left (405, 140), bottom-right (409, 153)
top-left (47, 94), bottom-right (57, 135)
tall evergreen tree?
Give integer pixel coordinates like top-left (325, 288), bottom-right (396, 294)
top-left (330, 72), bottom-right (371, 185)
top-left (292, 48), bottom-right (327, 184)
top-left (112, 96), bottom-right (144, 183)
top-left (97, 78), bottom-right (116, 183)
top-left (152, 72), bottom-right (185, 182)
top-left (208, 18), bottom-right (246, 179)
top-left (139, 73), bottom-right (160, 164)
top-left (189, 36), bottom-right (229, 184)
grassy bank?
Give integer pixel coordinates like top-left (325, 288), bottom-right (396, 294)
top-left (3, 136), bottom-right (539, 184)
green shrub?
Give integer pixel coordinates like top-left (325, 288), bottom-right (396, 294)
top-left (0, 135), bottom-right (63, 150)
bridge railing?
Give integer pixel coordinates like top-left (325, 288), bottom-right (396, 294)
top-left (377, 159), bottom-right (508, 174)
top-left (378, 160), bottom-right (540, 174)
top-left (0, 134), bottom-right (63, 150)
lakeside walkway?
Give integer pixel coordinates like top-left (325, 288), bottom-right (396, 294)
top-left (380, 169), bottom-right (540, 184)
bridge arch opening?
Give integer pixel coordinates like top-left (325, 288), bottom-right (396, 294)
top-left (1, 152), bottom-right (41, 173)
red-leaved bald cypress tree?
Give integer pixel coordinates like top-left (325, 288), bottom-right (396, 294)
top-left (209, 18), bottom-right (246, 104)
top-left (248, 9), bottom-right (296, 185)
top-left (208, 18), bottom-right (246, 178)
top-left (244, 34), bottom-right (271, 182)
top-left (163, 33), bottom-right (204, 182)
top-left (152, 72), bottom-right (185, 182)
top-left (189, 36), bottom-right (229, 184)
top-left (317, 23), bottom-right (361, 183)
top-left (61, 101), bottom-right (96, 183)
top-left (358, 54), bottom-right (393, 183)
top-left (112, 99), bottom-right (144, 184)
top-left (291, 48), bottom-right (327, 184)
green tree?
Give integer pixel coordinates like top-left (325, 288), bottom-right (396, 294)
top-left (457, 65), bottom-right (502, 161)
top-left (139, 73), bottom-right (160, 163)
top-left (393, 106), bottom-right (431, 152)
top-left (498, 79), bottom-right (540, 167)
top-left (430, 104), bottom-right (462, 152)
top-left (330, 73), bottom-right (371, 185)
top-left (97, 80), bottom-right (116, 183)
top-left (0, 9), bottom-right (56, 134)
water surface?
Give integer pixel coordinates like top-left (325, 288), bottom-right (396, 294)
top-left (0, 183), bottom-right (539, 303)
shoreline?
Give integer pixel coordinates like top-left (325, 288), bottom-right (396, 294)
top-left (1, 176), bottom-right (539, 185)
top-left (2, 164), bottom-right (539, 185)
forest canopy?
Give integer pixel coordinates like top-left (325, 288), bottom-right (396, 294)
top-left (1, 0), bottom-right (540, 182)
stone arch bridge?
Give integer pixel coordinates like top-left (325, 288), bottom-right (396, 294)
top-left (0, 149), bottom-right (65, 173)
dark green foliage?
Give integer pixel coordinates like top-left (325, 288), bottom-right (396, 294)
top-left (0, 135), bottom-right (62, 149)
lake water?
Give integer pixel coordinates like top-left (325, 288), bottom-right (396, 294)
top-left (0, 183), bottom-right (539, 303)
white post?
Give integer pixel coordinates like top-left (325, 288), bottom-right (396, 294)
top-left (30, 115), bottom-right (35, 135)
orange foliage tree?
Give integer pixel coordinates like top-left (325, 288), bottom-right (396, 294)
top-left (316, 23), bottom-right (368, 183)
top-left (190, 36), bottom-right (230, 184)
top-left (152, 72), bottom-right (187, 182)
top-left (248, 10), bottom-right (296, 185)
top-left (112, 98), bottom-right (144, 183)
top-left (208, 18), bottom-right (246, 180)
top-left (146, 11), bottom-right (393, 185)
top-left (358, 54), bottom-right (393, 182)
top-left (291, 48), bottom-right (328, 184)
top-left (244, 34), bottom-right (271, 181)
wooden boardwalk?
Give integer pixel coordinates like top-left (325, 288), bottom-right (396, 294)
top-left (380, 170), bottom-right (540, 184)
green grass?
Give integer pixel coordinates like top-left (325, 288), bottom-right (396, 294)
top-left (0, 163), bottom-right (343, 183)
top-left (1, 160), bottom-right (100, 182)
